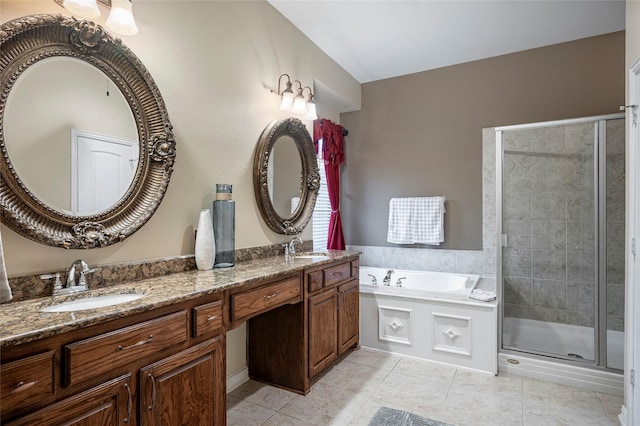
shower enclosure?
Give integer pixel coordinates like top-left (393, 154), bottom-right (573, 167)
top-left (496, 114), bottom-right (625, 371)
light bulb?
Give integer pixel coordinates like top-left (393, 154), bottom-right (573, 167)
top-left (303, 101), bottom-right (317, 120)
top-left (106, 0), bottom-right (138, 36)
top-left (291, 94), bottom-right (307, 114)
top-left (63, 0), bottom-right (100, 18)
top-left (280, 92), bottom-right (294, 111)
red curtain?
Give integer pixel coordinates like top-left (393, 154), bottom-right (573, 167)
top-left (314, 119), bottom-right (345, 250)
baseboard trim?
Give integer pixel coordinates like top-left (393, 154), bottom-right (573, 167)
top-left (499, 353), bottom-right (623, 396)
top-left (618, 404), bottom-right (627, 426)
top-left (226, 367), bottom-right (249, 393)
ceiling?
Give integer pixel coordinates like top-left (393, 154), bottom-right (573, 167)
top-left (267, 0), bottom-right (626, 84)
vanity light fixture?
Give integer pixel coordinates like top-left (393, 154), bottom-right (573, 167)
top-left (272, 74), bottom-right (317, 120)
top-left (54, 0), bottom-right (138, 36)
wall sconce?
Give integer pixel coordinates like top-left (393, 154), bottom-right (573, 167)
top-left (54, 0), bottom-right (139, 36)
top-left (272, 74), bottom-right (318, 120)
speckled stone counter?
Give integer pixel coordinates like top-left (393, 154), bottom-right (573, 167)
top-left (0, 250), bottom-right (358, 349)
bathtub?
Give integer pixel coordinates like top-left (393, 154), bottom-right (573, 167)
top-left (358, 266), bottom-right (497, 374)
top-left (359, 267), bottom-right (479, 300)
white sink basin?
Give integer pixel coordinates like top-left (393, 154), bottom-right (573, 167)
top-left (41, 293), bottom-right (144, 312)
top-left (295, 255), bottom-right (329, 259)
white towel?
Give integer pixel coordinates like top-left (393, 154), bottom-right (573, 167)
top-left (0, 225), bottom-right (12, 303)
top-left (387, 196), bottom-right (445, 245)
top-left (469, 289), bottom-right (496, 302)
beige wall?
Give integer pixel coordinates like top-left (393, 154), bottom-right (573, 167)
top-left (341, 31), bottom-right (625, 250)
top-left (1, 1), bottom-right (360, 377)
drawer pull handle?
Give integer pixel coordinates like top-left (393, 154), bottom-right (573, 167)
top-left (11, 380), bottom-right (38, 394)
top-left (263, 291), bottom-right (280, 300)
top-left (147, 374), bottom-right (156, 411)
top-left (117, 335), bottom-right (154, 351)
top-left (207, 314), bottom-right (217, 321)
top-left (332, 271), bottom-right (343, 277)
top-left (124, 383), bottom-right (132, 424)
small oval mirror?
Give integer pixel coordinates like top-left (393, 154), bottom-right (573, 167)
top-left (254, 117), bottom-right (320, 235)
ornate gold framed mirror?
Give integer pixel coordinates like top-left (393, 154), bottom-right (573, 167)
top-left (0, 15), bottom-right (176, 249)
top-left (253, 117), bottom-right (320, 235)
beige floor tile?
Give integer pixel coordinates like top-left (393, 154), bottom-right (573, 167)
top-left (278, 381), bottom-right (370, 425)
top-left (523, 378), bottom-right (611, 425)
top-left (317, 359), bottom-right (390, 397)
top-left (344, 347), bottom-right (401, 371)
top-left (597, 392), bottom-right (623, 424)
top-left (226, 399), bottom-right (276, 426)
top-left (391, 356), bottom-right (457, 382)
top-left (262, 412), bottom-right (316, 426)
top-left (229, 379), bottom-right (298, 411)
top-left (369, 371), bottom-right (449, 414)
top-left (450, 369), bottom-right (523, 395)
top-left (443, 391), bottom-right (523, 426)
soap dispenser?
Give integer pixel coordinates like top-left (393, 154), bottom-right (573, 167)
top-left (213, 184), bottom-right (235, 268)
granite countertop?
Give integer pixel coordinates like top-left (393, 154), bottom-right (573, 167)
top-left (0, 251), bottom-right (358, 349)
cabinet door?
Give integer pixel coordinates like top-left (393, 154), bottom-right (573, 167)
top-left (5, 374), bottom-right (133, 426)
top-left (140, 337), bottom-right (224, 426)
top-left (338, 279), bottom-right (360, 355)
top-left (308, 289), bottom-right (338, 379)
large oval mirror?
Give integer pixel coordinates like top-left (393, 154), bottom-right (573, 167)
top-left (254, 118), bottom-right (320, 235)
top-left (0, 15), bottom-right (176, 249)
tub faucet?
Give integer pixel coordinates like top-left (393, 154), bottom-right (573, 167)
top-left (383, 269), bottom-right (394, 286)
top-left (367, 274), bottom-right (378, 285)
top-left (288, 236), bottom-right (304, 256)
top-left (396, 277), bottom-right (407, 287)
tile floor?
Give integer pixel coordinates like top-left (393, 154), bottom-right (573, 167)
top-left (227, 348), bottom-right (623, 426)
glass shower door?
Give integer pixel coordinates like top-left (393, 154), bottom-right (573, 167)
top-left (500, 121), bottom-right (597, 362)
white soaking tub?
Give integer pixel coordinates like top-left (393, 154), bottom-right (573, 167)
top-left (358, 267), bottom-right (498, 374)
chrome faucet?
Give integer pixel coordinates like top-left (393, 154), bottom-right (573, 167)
top-left (396, 277), bottom-right (407, 287)
top-left (66, 259), bottom-right (93, 289)
top-left (288, 236), bottom-right (304, 256)
top-left (383, 269), bottom-right (394, 286)
top-left (41, 259), bottom-right (94, 296)
top-left (367, 274), bottom-right (378, 285)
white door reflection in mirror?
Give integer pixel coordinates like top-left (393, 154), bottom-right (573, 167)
top-left (71, 129), bottom-right (137, 216)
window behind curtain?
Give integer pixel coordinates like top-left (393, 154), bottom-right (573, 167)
top-left (312, 140), bottom-right (330, 251)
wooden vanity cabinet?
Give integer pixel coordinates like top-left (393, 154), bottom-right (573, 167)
top-left (0, 293), bottom-right (225, 426)
top-left (248, 257), bottom-right (360, 394)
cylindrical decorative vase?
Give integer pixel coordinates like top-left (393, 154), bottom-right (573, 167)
top-left (195, 209), bottom-right (215, 270)
top-left (213, 184), bottom-right (235, 268)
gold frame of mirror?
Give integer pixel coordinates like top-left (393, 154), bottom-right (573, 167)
top-left (0, 15), bottom-right (176, 249)
top-left (253, 117), bottom-right (320, 235)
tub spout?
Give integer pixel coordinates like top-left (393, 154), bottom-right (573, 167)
top-left (367, 274), bottom-right (378, 285)
top-left (383, 269), bottom-right (394, 286)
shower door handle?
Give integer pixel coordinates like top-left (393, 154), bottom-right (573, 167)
top-left (500, 234), bottom-right (507, 247)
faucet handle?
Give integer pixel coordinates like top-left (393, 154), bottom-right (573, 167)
top-left (396, 277), bottom-right (407, 287)
top-left (367, 274), bottom-right (378, 285)
top-left (41, 273), bottom-right (63, 293)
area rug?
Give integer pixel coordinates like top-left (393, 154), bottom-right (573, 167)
top-left (368, 406), bottom-right (453, 426)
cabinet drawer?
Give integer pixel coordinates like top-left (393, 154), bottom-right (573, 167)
top-left (1, 351), bottom-right (55, 412)
top-left (65, 311), bottom-right (187, 386)
top-left (232, 276), bottom-right (301, 323)
top-left (324, 262), bottom-right (351, 288)
top-left (307, 270), bottom-right (323, 292)
top-left (193, 300), bottom-right (223, 337)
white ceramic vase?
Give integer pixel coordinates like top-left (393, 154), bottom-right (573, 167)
top-left (195, 209), bottom-right (215, 270)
